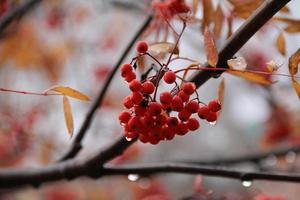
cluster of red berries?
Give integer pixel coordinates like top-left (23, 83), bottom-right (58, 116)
top-left (118, 41), bottom-right (221, 144)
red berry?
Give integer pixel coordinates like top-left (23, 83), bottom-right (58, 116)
top-left (131, 92), bottom-right (143, 105)
top-left (186, 101), bottom-right (199, 113)
top-left (182, 82), bottom-right (196, 95)
top-left (206, 111), bottom-right (217, 122)
top-left (123, 95), bottom-right (133, 109)
top-left (187, 118), bottom-right (200, 131)
top-left (142, 81), bottom-right (155, 94)
top-left (129, 79), bottom-right (142, 92)
top-left (197, 105), bottom-right (210, 119)
top-left (162, 126), bottom-right (175, 140)
top-left (171, 96), bottom-right (184, 112)
top-left (127, 116), bottom-right (142, 132)
top-left (134, 105), bottom-right (147, 116)
top-left (155, 114), bottom-right (167, 127)
top-left (167, 117), bottom-right (179, 128)
top-left (119, 110), bottom-right (131, 123)
top-left (143, 115), bottom-right (155, 128)
top-left (160, 91), bottom-right (173, 104)
top-left (136, 41), bottom-right (148, 53)
top-left (178, 109), bottom-right (192, 121)
top-left (208, 99), bottom-right (221, 112)
top-left (148, 102), bottom-right (162, 116)
top-left (177, 122), bottom-right (188, 135)
top-left (125, 71), bottom-right (136, 82)
top-left (139, 134), bottom-right (149, 143)
top-left (121, 63), bottom-right (132, 77)
top-left (178, 90), bottom-right (190, 102)
top-left (163, 71), bottom-right (176, 84)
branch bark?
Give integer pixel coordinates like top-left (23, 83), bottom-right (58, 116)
top-left (103, 162), bottom-right (300, 183)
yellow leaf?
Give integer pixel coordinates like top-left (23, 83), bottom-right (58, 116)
top-left (218, 78), bottom-right (225, 105)
top-left (288, 48), bottom-right (300, 76)
top-left (227, 70), bottom-right (273, 85)
top-left (149, 42), bottom-right (179, 55)
top-left (204, 27), bottom-right (218, 67)
top-left (276, 32), bottom-right (286, 56)
top-left (63, 96), bottom-right (74, 137)
top-left (46, 86), bottom-right (90, 101)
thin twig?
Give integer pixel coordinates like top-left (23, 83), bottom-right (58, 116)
top-left (58, 15), bottom-right (153, 161)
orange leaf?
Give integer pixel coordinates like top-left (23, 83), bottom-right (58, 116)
top-left (276, 32), bottom-right (286, 56)
top-left (227, 70), bottom-right (273, 85)
top-left (202, 0), bottom-right (214, 30)
top-left (213, 4), bottom-right (224, 38)
top-left (149, 42), bottom-right (179, 55)
top-left (192, 0), bottom-right (199, 15)
top-left (46, 86), bottom-right (90, 101)
top-left (288, 48), bottom-right (300, 76)
top-left (204, 27), bottom-right (218, 67)
top-left (63, 96), bottom-right (74, 137)
top-left (292, 78), bottom-right (300, 99)
top-left (218, 78), bottom-right (225, 105)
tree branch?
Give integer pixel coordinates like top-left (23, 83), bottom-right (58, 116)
top-left (0, 0), bottom-right (42, 35)
top-left (180, 144), bottom-right (300, 166)
top-left (188, 0), bottom-right (291, 87)
top-left (103, 162), bottom-right (300, 183)
top-left (58, 15), bottom-right (153, 161)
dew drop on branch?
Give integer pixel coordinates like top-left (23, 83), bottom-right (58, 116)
top-left (128, 174), bottom-right (139, 182)
top-left (285, 151), bottom-right (296, 164)
top-left (242, 180), bottom-right (252, 187)
top-left (227, 57), bottom-right (247, 70)
top-left (125, 137), bottom-right (132, 141)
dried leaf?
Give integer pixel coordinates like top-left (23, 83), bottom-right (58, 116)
top-left (274, 17), bottom-right (300, 33)
top-left (218, 78), bottom-right (225, 105)
top-left (204, 27), bottom-right (218, 67)
top-left (136, 55), bottom-right (145, 71)
top-left (149, 42), bottom-right (179, 55)
top-left (63, 96), bottom-right (74, 137)
top-left (276, 32), bottom-right (286, 56)
top-left (192, 0), bottom-right (199, 15)
top-left (227, 70), bottom-right (273, 85)
top-left (292, 79), bottom-right (300, 99)
top-left (227, 16), bottom-right (233, 38)
top-left (280, 6), bottom-right (290, 13)
top-left (202, 0), bottom-right (214, 30)
top-left (229, 0), bottom-right (263, 19)
top-left (288, 48), bottom-right (300, 76)
top-left (284, 25), bottom-right (300, 33)
top-left (213, 4), bottom-right (224, 38)
top-left (46, 86), bottom-right (90, 101)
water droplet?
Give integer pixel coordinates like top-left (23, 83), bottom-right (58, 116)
top-left (227, 57), bottom-right (247, 70)
top-left (138, 178), bottom-right (151, 189)
top-left (264, 154), bottom-right (277, 166)
top-left (209, 121), bottom-right (217, 125)
top-left (286, 151), bottom-right (296, 163)
top-left (128, 174), bottom-right (139, 182)
top-left (242, 180), bottom-right (252, 187)
top-left (125, 137), bottom-right (132, 141)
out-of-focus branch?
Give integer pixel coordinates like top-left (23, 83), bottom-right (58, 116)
top-left (58, 15), bottom-right (153, 161)
top-left (103, 162), bottom-right (300, 183)
top-left (0, 0), bottom-right (42, 36)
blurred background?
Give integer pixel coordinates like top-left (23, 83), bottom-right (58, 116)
top-left (1, 0), bottom-right (300, 199)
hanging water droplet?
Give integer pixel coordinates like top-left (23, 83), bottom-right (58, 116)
top-left (125, 137), bottom-right (132, 141)
top-left (242, 180), bottom-right (252, 187)
top-left (227, 57), bottom-right (247, 70)
top-left (128, 174), bottom-right (139, 182)
top-left (286, 151), bottom-right (296, 164)
top-left (209, 121), bottom-right (217, 125)
top-left (138, 178), bottom-right (151, 189)
top-left (264, 154), bottom-right (277, 166)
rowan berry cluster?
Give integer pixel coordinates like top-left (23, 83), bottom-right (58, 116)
top-left (119, 41), bottom-right (221, 144)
